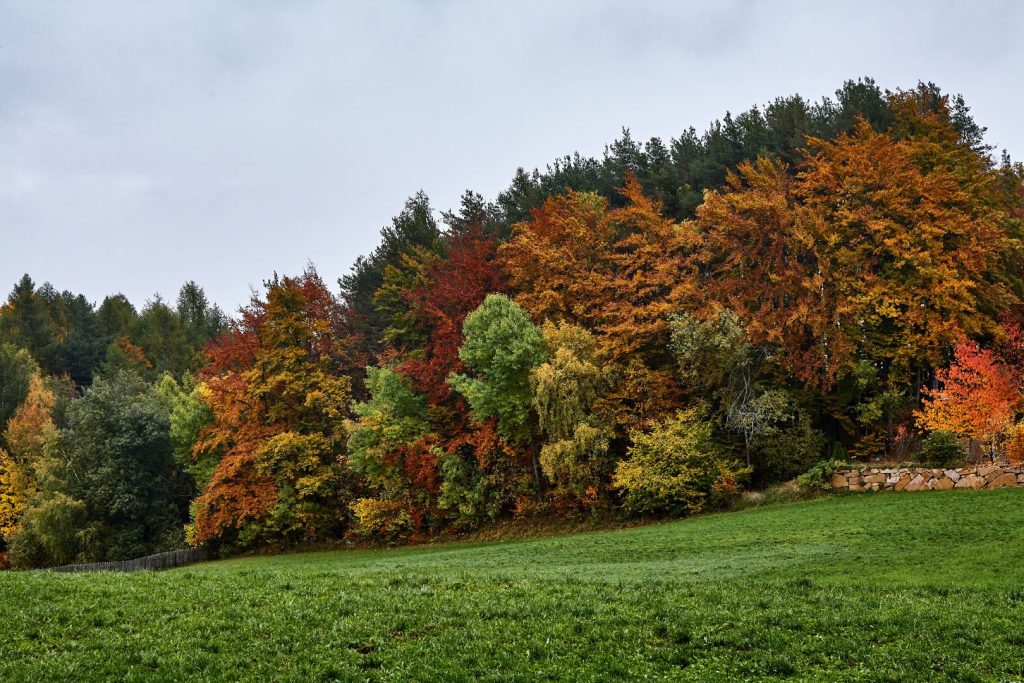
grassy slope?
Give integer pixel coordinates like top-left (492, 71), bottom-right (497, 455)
top-left (2, 489), bottom-right (1023, 682)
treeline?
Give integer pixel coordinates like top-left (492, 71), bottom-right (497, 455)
top-left (3, 78), bottom-right (1024, 567)
top-left (0, 281), bottom-right (226, 565)
top-left (0, 276), bottom-right (227, 384)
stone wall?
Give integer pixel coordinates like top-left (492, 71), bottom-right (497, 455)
top-left (831, 465), bottom-right (1024, 492)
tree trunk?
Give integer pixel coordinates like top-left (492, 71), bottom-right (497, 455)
top-left (529, 438), bottom-right (544, 500)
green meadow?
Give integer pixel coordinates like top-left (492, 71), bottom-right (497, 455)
top-left (3, 489), bottom-right (1023, 682)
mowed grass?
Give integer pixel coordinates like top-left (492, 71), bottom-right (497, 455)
top-left (3, 490), bottom-right (1024, 682)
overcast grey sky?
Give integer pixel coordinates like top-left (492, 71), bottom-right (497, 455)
top-left (2, 1), bottom-right (1022, 313)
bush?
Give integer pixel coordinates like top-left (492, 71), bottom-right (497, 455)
top-left (612, 408), bottom-right (749, 517)
top-left (917, 431), bottom-right (965, 468)
top-left (436, 450), bottom-right (509, 531)
top-left (1004, 421), bottom-right (1024, 466)
top-left (538, 424), bottom-right (610, 501)
top-left (7, 491), bottom-right (86, 568)
top-left (753, 413), bottom-right (826, 485)
top-left (796, 459), bottom-right (849, 490)
top-left (6, 523), bottom-right (44, 569)
top-left (349, 498), bottom-right (413, 542)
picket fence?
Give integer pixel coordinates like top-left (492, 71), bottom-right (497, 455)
top-left (48, 546), bottom-right (211, 573)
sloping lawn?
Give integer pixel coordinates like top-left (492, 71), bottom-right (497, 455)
top-left (2, 489), bottom-right (1023, 681)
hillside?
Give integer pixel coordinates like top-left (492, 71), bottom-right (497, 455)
top-left (6, 81), bottom-right (1024, 568)
top-left (3, 489), bottom-right (1023, 681)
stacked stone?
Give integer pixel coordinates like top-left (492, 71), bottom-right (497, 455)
top-left (830, 466), bottom-right (1024, 493)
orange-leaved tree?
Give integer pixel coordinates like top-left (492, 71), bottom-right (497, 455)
top-left (594, 176), bottom-right (696, 430)
top-left (189, 268), bottom-right (359, 548)
top-left (501, 176), bottom-right (693, 432)
top-left (694, 109), bottom-right (1015, 391)
top-left (500, 190), bottom-right (613, 326)
top-left (916, 340), bottom-right (1021, 461)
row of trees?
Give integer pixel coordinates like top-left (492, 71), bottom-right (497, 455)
top-left (3, 79), bottom-right (1024, 566)
top-left (0, 282), bottom-right (226, 565)
top-left (0, 275), bottom-right (227, 385)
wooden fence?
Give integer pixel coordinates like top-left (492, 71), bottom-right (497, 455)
top-left (48, 546), bottom-right (211, 573)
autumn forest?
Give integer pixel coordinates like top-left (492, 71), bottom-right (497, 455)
top-left (3, 78), bottom-right (1024, 568)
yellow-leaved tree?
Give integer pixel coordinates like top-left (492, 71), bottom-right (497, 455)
top-left (0, 374), bottom-right (58, 541)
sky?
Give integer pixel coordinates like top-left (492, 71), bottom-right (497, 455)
top-left (2, 0), bottom-right (1023, 314)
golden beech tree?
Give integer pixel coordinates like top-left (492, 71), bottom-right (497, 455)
top-left (499, 190), bottom-right (613, 326)
top-left (600, 177), bottom-right (698, 361)
top-left (694, 157), bottom-right (840, 388)
top-left (0, 375), bottom-right (58, 540)
top-left (916, 340), bottom-right (1020, 460)
top-left (501, 176), bottom-right (692, 432)
top-left (594, 177), bottom-right (695, 431)
top-left (695, 113), bottom-right (1015, 390)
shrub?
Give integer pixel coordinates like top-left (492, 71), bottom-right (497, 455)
top-left (753, 413), bottom-right (826, 485)
top-left (436, 449), bottom-right (509, 531)
top-left (917, 430), bottom-right (965, 468)
top-left (1004, 421), bottom-right (1024, 466)
top-left (612, 407), bottom-right (749, 517)
top-left (349, 498), bottom-right (413, 542)
top-left (7, 492), bottom-right (86, 568)
top-left (538, 424), bottom-right (610, 501)
top-left (796, 459), bottom-right (848, 490)
top-left (831, 442), bottom-right (849, 461)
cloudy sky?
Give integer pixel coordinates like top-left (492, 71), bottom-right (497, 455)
top-left (2, 1), bottom-right (1022, 313)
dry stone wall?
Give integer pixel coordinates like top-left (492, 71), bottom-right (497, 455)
top-left (831, 465), bottom-right (1024, 493)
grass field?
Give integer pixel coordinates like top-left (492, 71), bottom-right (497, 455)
top-left (3, 489), bottom-right (1023, 681)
